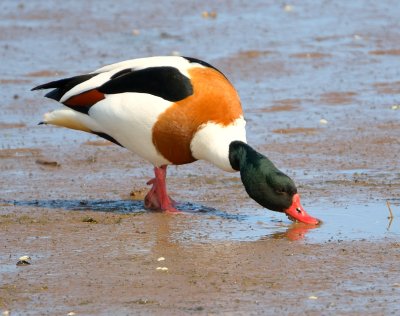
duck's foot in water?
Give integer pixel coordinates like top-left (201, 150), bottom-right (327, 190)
top-left (144, 165), bottom-right (180, 213)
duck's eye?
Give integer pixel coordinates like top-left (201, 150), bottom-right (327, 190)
top-left (275, 190), bottom-right (285, 195)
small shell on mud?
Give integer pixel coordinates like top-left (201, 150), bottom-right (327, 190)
top-left (16, 255), bottom-right (31, 266)
top-left (67, 312), bottom-right (76, 316)
top-left (157, 257), bottom-right (165, 262)
top-left (283, 4), bottom-right (294, 12)
top-left (319, 119), bottom-right (328, 124)
top-left (308, 295), bottom-right (318, 300)
top-left (156, 267), bottom-right (168, 271)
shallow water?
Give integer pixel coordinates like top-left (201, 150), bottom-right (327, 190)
top-left (178, 200), bottom-right (400, 243)
top-left (3, 197), bottom-right (399, 243)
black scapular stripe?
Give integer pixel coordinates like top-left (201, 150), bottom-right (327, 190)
top-left (183, 56), bottom-right (223, 74)
top-left (183, 56), bottom-right (229, 81)
top-left (91, 132), bottom-right (124, 147)
top-left (98, 66), bottom-right (193, 102)
top-left (110, 68), bottom-right (132, 80)
top-left (31, 74), bottom-right (98, 102)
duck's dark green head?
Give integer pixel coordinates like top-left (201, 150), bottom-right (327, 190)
top-left (229, 141), bottom-right (319, 225)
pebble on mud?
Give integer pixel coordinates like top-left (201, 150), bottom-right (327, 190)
top-left (283, 4), bottom-right (294, 12)
top-left (308, 295), bottom-right (318, 300)
top-left (319, 119), bottom-right (328, 125)
top-left (82, 216), bottom-right (97, 223)
top-left (157, 257), bottom-right (165, 261)
top-left (35, 158), bottom-right (60, 167)
top-left (129, 188), bottom-right (147, 199)
top-left (156, 267), bottom-right (168, 271)
top-left (16, 255), bottom-right (31, 266)
top-left (201, 11), bottom-right (217, 18)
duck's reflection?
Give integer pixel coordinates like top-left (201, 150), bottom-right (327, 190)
top-left (269, 222), bottom-right (319, 241)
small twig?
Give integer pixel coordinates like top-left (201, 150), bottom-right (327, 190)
top-left (387, 217), bottom-right (394, 231)
top-left (386, 201), bottom-right (394, 219)
top-left (386, 201), bottom-right (394, 231)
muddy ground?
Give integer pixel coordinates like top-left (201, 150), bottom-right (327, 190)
top-left (1, 1), bottom-right (400, 315)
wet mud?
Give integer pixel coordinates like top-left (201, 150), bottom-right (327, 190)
top-left (1, 0), bottom-right (400, 315)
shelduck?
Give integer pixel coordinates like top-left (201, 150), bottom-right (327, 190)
top-left (32, 56), bottom-right (319, 225)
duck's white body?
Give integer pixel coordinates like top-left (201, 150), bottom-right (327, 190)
top-left (38, 56), bottom-right (246, 172)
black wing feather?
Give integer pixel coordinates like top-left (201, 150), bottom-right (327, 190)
top-left (31, 74), bottom-right (98, 101)
top-left (98, 66), bottom-right (193, 102)
top-left (32, 65), bottom-right (194, 103)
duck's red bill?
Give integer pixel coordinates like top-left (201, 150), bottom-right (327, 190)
top-left (284, 194), bottom-right (320, 225)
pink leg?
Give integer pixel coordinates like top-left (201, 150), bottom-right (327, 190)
top-left (144, 178), bottom-right (160, 210)
top-left (144, 165), bottom-right (180, 213)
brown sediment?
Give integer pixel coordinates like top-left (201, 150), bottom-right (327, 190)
top-left (237, 50), bottom-right (275, 58)
top-left (320, 91), bottom-right (358, 105)
top-left (251, 98), bottom-right (302, 112)
top-left (0, 79), bottom-right (31, 84)
top-left (83, 140), bottom-right (114, 146)
top-left (272, 127), bottom-right (318, 134)
top-left (0, 122), bottom-right (26, 129)
top-left (373, 81), bottom-right (400, 94)
top-left (25, 70), bottom-right (66, 77)
top-left (290, 52), bottom-right (332, 59)
top-left (0, 148), bottom-right (41, 158)
top-left (369, 49), bottom-right (400, 55)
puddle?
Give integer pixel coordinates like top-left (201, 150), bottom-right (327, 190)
top-left (304, 201), bottom-right (399, 242)
top-left (0, 257), bottom-right (18, 281)
top-left (173, 200), bottom-right (400, 243)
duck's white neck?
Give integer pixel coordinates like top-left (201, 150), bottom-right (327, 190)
top-left (190, 117), bottom-right (247, 172)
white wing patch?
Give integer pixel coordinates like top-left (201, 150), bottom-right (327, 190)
top-left (93, 56), bottom-right (202, 78)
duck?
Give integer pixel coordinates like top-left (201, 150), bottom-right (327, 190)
top-left (32, 55), bottom-right (319, 225)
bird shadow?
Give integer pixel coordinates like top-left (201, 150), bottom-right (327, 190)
top-left (3, 198), bottom-right (247, 220)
